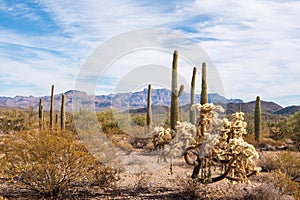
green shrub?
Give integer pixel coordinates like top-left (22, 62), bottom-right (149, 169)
top-left (269, 111), bottom-right (300, 144)
top-left (267, 170), bottom-right (300, 199)
top-left (0, 130), bottom-right (119, 197)
top-left (131, 114), bottom-right (146, 127)
top-left (243, 182), bottom-right (281, 200)
top-left (0, 109), bottom-right (31, 133)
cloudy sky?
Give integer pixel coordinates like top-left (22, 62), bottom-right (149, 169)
top-left (0, 0), bottom-right (299, 107)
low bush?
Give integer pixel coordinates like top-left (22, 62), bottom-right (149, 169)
top-left (259, 151), bottom-right (300, 180)
top-left (243, 183), bottom-right (281, 200)
top-left (267, 170), bottom-right (300, 199)
top-left (0, 130), bottom-right (119, 197)
top-left (0, 109), bottom-right (31, 133)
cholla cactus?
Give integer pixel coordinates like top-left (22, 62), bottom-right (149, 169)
top-left (186, 103), bottom-right (260, 183)
top-left (153, 102), bottom-right (260, 183)
top-left (154, 121), bottom-right (197, 163)
top-left (191, 103), bottom-right (224, 143)
top-left (151, 127), bottom-right (174, 151)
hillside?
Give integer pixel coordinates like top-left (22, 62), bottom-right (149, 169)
top-left (226, 101), bottom-right (283, 114)
top-left (0, 89), bottom-right (298, 115)
top-left (0, 89), bottom-right (242, 112)
top-left (274, 105), bottom-right (300, 115)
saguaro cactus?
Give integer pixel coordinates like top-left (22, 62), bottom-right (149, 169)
top-left (61, 94), bottom-right (65, 130)
top-left (50, 85), bottom-right (54, 130)
top-left (200, 62), bottom-right (208, 104)
top-left (147, 84), bottom-right (152, 130)
top-left (190, 67), bottom-right (197, 125)
top-left (254, 96), bottom-right (261, 142)
top-left (55, 113), bottom-right (59, 125)
top-left (170, 50), bottom-right (184, 130)
top-left (39, 98), bottom-right (44, 130)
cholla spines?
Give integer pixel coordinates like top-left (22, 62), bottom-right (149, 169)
top-left (38, 98), bottom-right (43, 130)
top-left (190, 67), bottom-right (197, 125)
top-left (154, 103), bottom-right (260, 183)
top-left (200, 62), bottom-right (208, 105)
top-left (61, 93), bottom-right (65, 130)
top-left (154, 121), bottom-right (196, 163)
top-left (170, 50), bottom-right (184, 130)
top-left (50, 85), bottom-right (54, 130)
top-left (147, 84), bottom-right (152, 130)
top-left (188, 104), bottom-right (260, 182)
top-left (192, 103), bottom-right (224, 141)
top-left (254, 96), bottom-right (261, 142)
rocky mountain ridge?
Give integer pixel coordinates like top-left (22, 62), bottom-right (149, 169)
top-left (0, 89), bottom-right (298, 115)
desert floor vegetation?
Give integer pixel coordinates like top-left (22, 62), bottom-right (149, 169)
top-left (0, 105), bottom-right (299, 199)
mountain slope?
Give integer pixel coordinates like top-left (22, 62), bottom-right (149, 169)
top-left (0, 89), bottom-right (243, 112)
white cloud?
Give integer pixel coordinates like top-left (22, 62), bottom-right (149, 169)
top-left (0, 0), bottom-right (299, 107)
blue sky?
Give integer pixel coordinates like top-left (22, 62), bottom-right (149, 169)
top-left (0, 0), bottom-right (300, 107)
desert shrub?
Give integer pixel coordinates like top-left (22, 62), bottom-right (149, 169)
top-left (259, 151), bottom-right (300, 181)
top-left (0, 130), bottom-right (119, 197)
top-left (96, 110), bottom-right (125, 135)
top-left (243, 132), bottom-right (258, 146)
top-left (266, 170), bottom-right (300, 199)
top-left (133, 170), bottom-right (152, 191)
top-left (269, 111), bottom-right (300, 144)
top-left (243, 183), bottom-right (281, 200)
top-left (269, 119), bottom-right (293, 140)
top-left (176, 177), bottom-right (202, 199)
top-left (0, 109), bottom-right (31, 133)
top-left (131, 114), bottom-right (146, 127)
top-left (175, 175), bottom-right (225, 199)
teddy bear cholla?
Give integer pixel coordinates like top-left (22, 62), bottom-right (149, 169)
top-left (151, 103), bottom-right (260, 183)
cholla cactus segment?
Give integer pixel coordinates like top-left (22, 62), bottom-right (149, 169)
top-left (157, 122), bottom-right (197, 163)
top-left (191, 103), bottom-right (225, 141)
top-left (232, 112), bottom-right (245, 121)
top-left (226, 138), bottom-right (259, 159)
top-left (191, 103), bottom-right (224, 113)
top-left (152, 126), bottom-right (174, 150)
top-left (199, 133), bottom-right (219, 158)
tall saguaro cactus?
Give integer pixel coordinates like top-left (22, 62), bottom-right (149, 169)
top-left (254, 96), bottom-right (261, 142)
top-left (39, 98), bottom-right (44, 130)
top-left (190, 67), bottom-right (197, 125)
top-left (200, 62), bottom-right (208, 105)
top-left (170, 50), bottom-right (184, 130)
top-left (147, 84), bottom-right (152, 130)
top-left (61, 94), bottom-right (65, 130)
top-left (50, 85), bottom-right (54, 130)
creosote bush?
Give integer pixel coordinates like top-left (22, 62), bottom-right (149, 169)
top-left (0, 130), bottom-right (119, 197)
top-left (269, 111), bottom-right (300, 146)
top-left (259, 151), bottom-right (300, 181)
top-left (0, 109), bottom-right (31, 133)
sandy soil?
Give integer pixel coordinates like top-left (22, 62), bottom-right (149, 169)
top-left (0, 150), bottom-right (297, 200)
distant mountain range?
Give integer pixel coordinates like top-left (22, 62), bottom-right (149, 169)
top-left (0, 88), bottom-right (299, 115)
